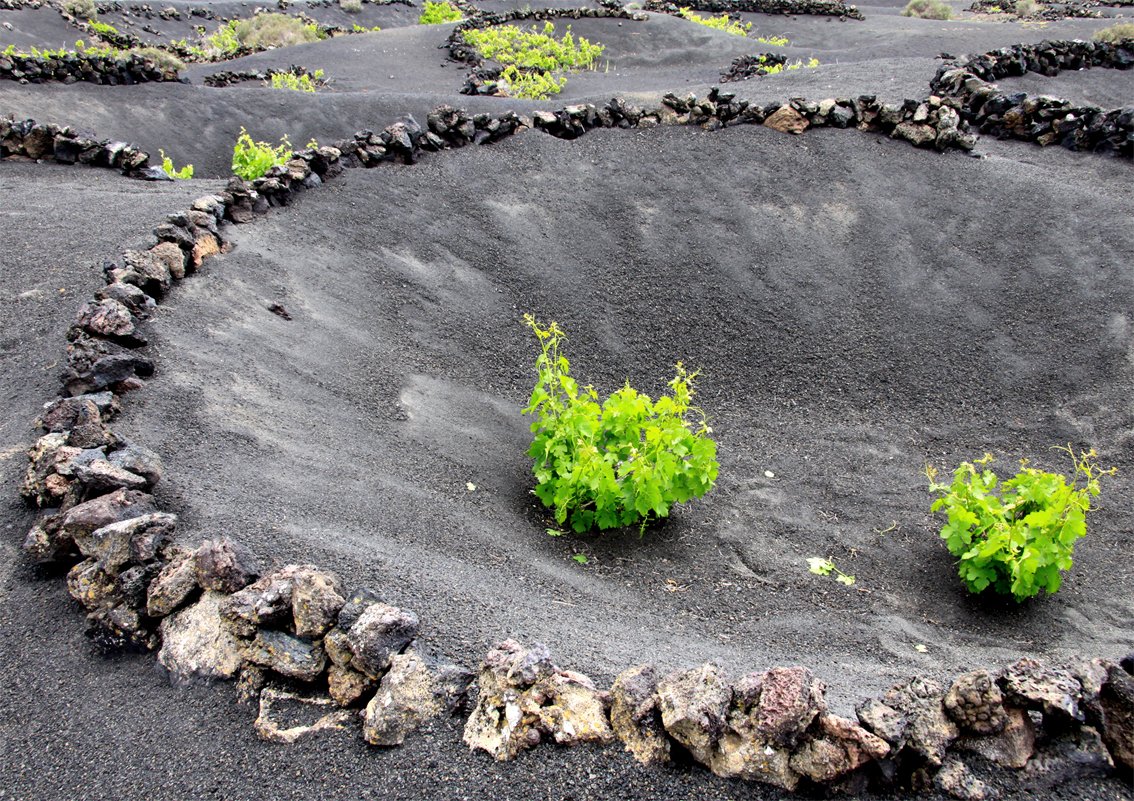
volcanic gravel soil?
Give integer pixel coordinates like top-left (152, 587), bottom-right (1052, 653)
top-left (2, 0), bottom-right (1134, 798)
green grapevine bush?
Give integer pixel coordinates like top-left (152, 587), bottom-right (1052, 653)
top-left (419, 1), bottom-right (462, 24)
top-left (232, 127), bottom-right (292, 180)
top-left (522, 316), bottom-right (719, 534)
top-left (461, 21), bottom-right (602, 99)
top-left (926, 448), bottom-right (1114, 601)
top-left (678, 8), bottom-right (751, 36)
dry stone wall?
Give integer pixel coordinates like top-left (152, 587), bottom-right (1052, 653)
top-left (931, 41), bottom-right (1134, 157)
top-left (6, 39), bottom-right (1134, 796)
top-left (0, 49), bottom-right (181, 85)
top-left (642, 0), bottom-right (864, 21)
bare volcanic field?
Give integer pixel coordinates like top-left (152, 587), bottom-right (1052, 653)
top-left (2, 0), bottom-right (1134, 799)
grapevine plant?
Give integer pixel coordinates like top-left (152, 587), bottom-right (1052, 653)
top-left (522, 316), bottom-right (719, 534)
top-left (926, 448), bottom-right (1114, 601)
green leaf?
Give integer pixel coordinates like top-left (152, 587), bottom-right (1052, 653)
top-left (807, 557), bottom-right (833, 575)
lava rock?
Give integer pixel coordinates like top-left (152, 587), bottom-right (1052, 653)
top-left (657, 662), bottom-right (731, 765)
top-left (945, 670), bottom-right (1010, 734)
top-left (195, 537), bottom-right (260, 593)
top-left (347, 603), bottom-right (420, 678)
top-left (363, 648), bottom-right (473, 745)
top-left (146, 546), bottom-right (200, 617)
top-left (247, 629), bottom-right (327, 682)
top-left (610, 664), bottom-right (670, 765)
top-left (158, 590), bottom-right (246, 682)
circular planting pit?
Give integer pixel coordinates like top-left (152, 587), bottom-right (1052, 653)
top-left (2, 0), bottom-right (1133, 798)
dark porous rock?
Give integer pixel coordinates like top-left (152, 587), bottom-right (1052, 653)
top-left (65, 398), bottom-right (114, 449)
top-left (789, 713), bottom-right (891, 785)
top-left (254, 688), bottom-right (354, 744)
top-left (328, 663), bottom-right (378, 707)
top-left (69, 298), bottom-right (146, 347)
top-left (236, 664), bottom-right (267, 705)
top-left (158, 590), bottom-right (247, 683)
top-left (66, 556), bottom-right (119, 611)
top-left (657, 661), bottom-right (731, 766)
top-left (153, 222), bottom-right (197, 249)
top-left (1000, 657), bottom-right (1084, 725)
top-left (857, 677), bottom-right (958, 768)
top-left (934, 757), bottom-right (989, 801)
top-left (751, 666), bottom-right (826, 748)
top-left (323, 626), bottom-right (354, 668)
top-left (610, 664), bottom-right (670, 765)
top-left (1025, 724), bottom-right (1117, 786)
top-left (293, 569), bottom-right (345, 638)
top-left (74, 511), bottom-right (177, 576)
top-left (347, 603), bottom-right (419, 678)
top-left (106, 442), bottom-right (163, 487)
top-left (21, 432), bottom-right (79, 506)
top-left (1100, 663), bottom-right (1134, 777)
top-left (195, 537), bottom-right (261, 593)
top-left (462, 640), bottom-right (612, 760)
top-left (148, 240), bottom-right (188, 280)
top-left (191, 194), bottom-right (227, 219)
top-left (363, 648), bottom-right (474, 746)
top-left (247, 629), bottom-right (327, 682)
top-left (63, 335), bottom-right (154, 396)
top-left (894, 120), bottom-right (938, 148)
top-left (67, 557), bottom-right (156, 649)
top-left (222, 565), bottom-right (311, 636)
top-left (709, 667), bottom-right (826, 790)
top-left (57, 487), bottom-right (157, 548)
top-left (74, 458), bottom-right (148, 492)
top-left (954, 706), bottom-right (1035, 769)
top-left (94, 281), bottom-right (156, 319)
top-left (147, 546), bottom-right (200, 617)
top-left (36, 392), bottom-right (120, 432)
top-left (120, 249), bottom-right (173, 297)
top-left (945, 669), bottom-right (1010, 734)
top-left (23, 516), bottom-right (74, 564)
top-left (116, 562), bottom-right (161, 609)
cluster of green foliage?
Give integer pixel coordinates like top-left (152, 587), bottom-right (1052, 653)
top-left (340, 0), bottom-right (363, 12)
top-left (462, 21), bottom-right (602, 99)
top-left (678, 8), bottom-right (751, 36)
top-left (232, 127), bottom-right (293, 180)
top-left (756, 33), bottom-right (789, 45)
top-left (463, 21), bottom-right (603, 71)
top-left (807, 557), bottom-right (855, 585)
top-left (419, 1), bottom-right (462, 24)
top-left (351, 23), bottom-right (383, 32)
top-left (1014, 0), bottom-right (1041, 15)
top-left (160, 149), bottom-right (194, 179)
top-left (901, 0), bottom-right (954, 19)
top-left (762, 55), bottom-right (819, 74)
top-left (5, 40), bottom-right (185, 70)
top-left (499, 65), bottom-right (567, 99)
top-left (522, 316), bottom-right (719, 534)
top-left (926, 448), bottom-right (1114, 602)
top-left (1093, 21), bottom-right (1134, 42)
top-left (89, 19), bottom-right (120, 37)
top-left (267, 68), bottom-right (325, 91)
top-left (60, 0), bottom-right (96, 21)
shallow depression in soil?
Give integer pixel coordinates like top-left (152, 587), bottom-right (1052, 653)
top-left (120, 123), bottom-right (1134, 710)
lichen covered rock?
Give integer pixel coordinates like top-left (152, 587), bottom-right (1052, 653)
top-left (363, 649), bottom-right (473, 745)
